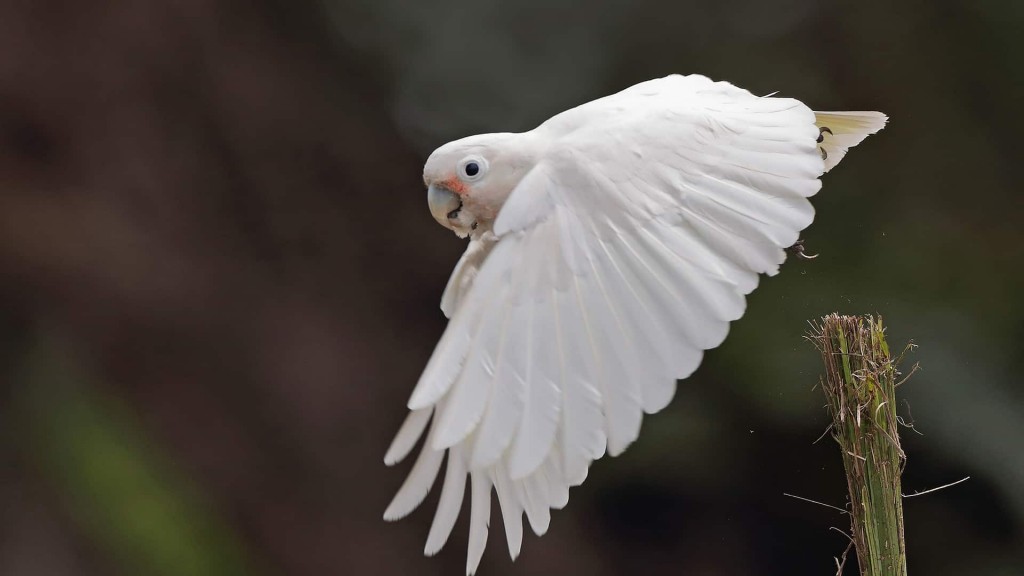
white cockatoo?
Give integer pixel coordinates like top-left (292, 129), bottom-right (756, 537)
top-left (384, 74), bottom-right (886, 574)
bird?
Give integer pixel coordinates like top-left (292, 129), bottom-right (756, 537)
top-left (383, 74), bottom-right (886, 574)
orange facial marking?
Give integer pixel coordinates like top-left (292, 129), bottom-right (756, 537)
top-left (442, 175), bottom-right (468, 196)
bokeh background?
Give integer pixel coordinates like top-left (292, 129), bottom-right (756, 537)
top-left (1, 0), bottom-right (1021, 574)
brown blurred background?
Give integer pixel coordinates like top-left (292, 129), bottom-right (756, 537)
top-left (0, 0), bottom-right (1021, 575)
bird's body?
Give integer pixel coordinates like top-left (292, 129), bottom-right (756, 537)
top-left (386, 74), bottom-right (886, 574)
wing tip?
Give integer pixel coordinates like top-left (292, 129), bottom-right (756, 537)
top-left (424, 540), bottom-right (445, 558)
top-left (382, 505), bottom-right (407, 522)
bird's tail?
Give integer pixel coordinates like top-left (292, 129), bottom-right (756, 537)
top-left (814, 111), bottom-right (888, 172)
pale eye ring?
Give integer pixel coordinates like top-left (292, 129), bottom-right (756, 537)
top-left (459, 156), bottom-right (487, 181)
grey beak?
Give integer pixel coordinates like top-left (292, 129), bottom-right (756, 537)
top-left (427, 184), bottom-right (461, 229)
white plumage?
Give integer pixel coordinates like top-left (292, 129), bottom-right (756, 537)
top-left (385, 74), bottom-right (886, 574)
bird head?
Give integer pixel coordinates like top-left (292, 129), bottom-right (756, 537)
top-left (423, 133), bottom-right (532, 238)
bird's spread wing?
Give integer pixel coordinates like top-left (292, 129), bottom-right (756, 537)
top-left (386, 75), bottom-right (830, 574)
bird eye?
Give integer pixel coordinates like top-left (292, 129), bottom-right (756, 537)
top-left (459, 156), bottom-right (487, 181)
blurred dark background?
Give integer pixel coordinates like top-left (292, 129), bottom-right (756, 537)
top-left (1, 0), bottom-right (1021, 574)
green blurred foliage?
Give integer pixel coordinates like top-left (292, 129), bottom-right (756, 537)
top-left (14, 336), bottom-right (256, 576)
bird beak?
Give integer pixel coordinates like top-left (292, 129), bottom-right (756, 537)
top-left (427, 183), bottom-right (462, 230)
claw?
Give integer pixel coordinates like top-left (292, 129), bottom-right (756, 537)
top-left (817, 126), bottom-right (832, 160)
top-left (787, 239), bottom-right (819, 260)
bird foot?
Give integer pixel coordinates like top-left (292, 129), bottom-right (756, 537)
top-left (787, 239), bottom-right (819, 260)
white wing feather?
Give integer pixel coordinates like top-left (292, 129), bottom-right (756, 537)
top-left (440, 234), bottom-right (498, 318)
top-left (386, 74), bottom-right (884, 574)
